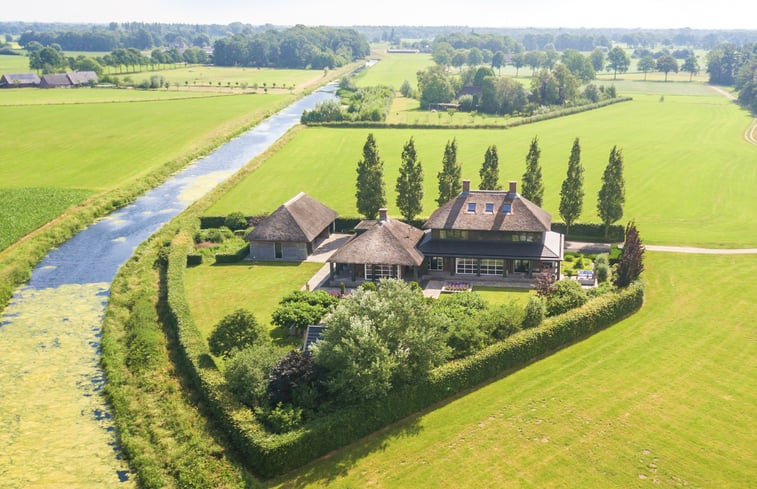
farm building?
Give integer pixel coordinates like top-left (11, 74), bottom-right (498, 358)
top-left (245, 192), bottom-right (338, 261)
top-left (419, 180), bottom-right (564, 279)
top-left (39, 73), bottom-right (73, 89)
top-left (0, 73), bottom-right (41, 88)
top-left (67, 71), bottom-right (99, 86)
top-left (328, 208), bottom-right (425, 283)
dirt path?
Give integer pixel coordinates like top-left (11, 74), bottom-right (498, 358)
top-left (708, 85), bottom-right (757, 146)
top-left (566, 240), bottom-right (757, 255)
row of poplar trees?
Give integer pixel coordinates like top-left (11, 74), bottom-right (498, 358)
top-left (355, 133), bottom-right (625, 238)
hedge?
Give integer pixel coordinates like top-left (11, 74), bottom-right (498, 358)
top-left (305, 97), bottom-right (632, 130)
top-left (551, 222), bottom-right (625, 242)
top-left (166, 233), bottom-right (644, 478)
top-left (215, 245), bottom-right (249, 263)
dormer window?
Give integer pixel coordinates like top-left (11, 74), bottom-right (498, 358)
top-left (485, 203), bottom-right (494, 213)
top-left (502, 203), bottom-right (511, 214)
top-left (467, 202), bottom-right (476, 213)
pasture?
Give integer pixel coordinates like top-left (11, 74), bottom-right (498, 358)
top-left (208, 92), bottom-right (756, 247)
top-left (354, 53), bottom-right (434, 90)
top-left (184, 260), bottom-right (323, 340)
top-left (140, 66), bottom-right (324, 92)
top-left (0, 87), bottom-right (225, 105)
top-left (0, 92), bottom-right (292, 249)
top-left (270, 252), bottom-right (756, 488)
top-left (0, 53), bottom-right (29, 73)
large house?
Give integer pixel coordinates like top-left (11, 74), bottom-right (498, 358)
top-left (0, 73), bottom-right (41, 88)
top-left (245, 192), bottom-right (338, 261)
top-left (328, 208), bottom-right (425, 282)
top-left (418, 180), bottom-right (564, 279)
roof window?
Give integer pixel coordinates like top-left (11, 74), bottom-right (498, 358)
top-left (485, 203), bottom-right (494, 213)
top-left (467, 202), bottom-right (476, 213)
top-left (502, 203), bottom-right (512, 214)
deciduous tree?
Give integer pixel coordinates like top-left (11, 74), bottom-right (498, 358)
top-left (606, 46), bottom-right (630, 80)
top-left (437, 139), bottom-right (461, 205)
top-left (590, 48), bottom-right (605, 72)
top-left (356, 133), bottom-right (386, 219)
top-left (638, 56), bottom-right (656, 80)
top-left (479, 145), bottom-right (501, 190)
top-left (209, 309), bottom-right (266, 358)
top-left (521, 136), bottom-right (544, 205)
top-left (559, 138), bottom-right (584, 236)
top-left (396, 137), bottom-right (424, 221)
top-left (615, 221), bottom-right (645, 287)
top-left (656, 55), bottom-right (679, 81)
top-left (681, 55), bottom-right (700, 81)
top-left (597, 146), bottom-right (626, 239)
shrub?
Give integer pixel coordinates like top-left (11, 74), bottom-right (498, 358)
top-left (223, 212), bottom-right (248, 231)
top-left (522, 295), bottom-right (546, 328)
top-left (208, 309), bottom-right (267, 358)
top-left (268, 350), bottom-right (320, 407)
top-left (595, 253), bottom-right (609, 266)
top-left (271, 301), bottom-right (329, 333)
top-left (125, 292), bottom-right (162, 371)
top-left (225, 345), bottom-right (284, 407)
top-left (480, 302), bottom-right (523, 340)
top-left (596, 263), bottom-right (610, 283)
top-left (400, 79), bottom-right (414, 98)
top-left (263, 403), bottom-right (303, 434)
top-left (545, 279), bottom-right (588, 316)
top-left (615, 221), bottom-right (645, 288)
top-left (194, 227), bottom-right (232, 244)
top-left (458, 94), bottom-right (475, 111)
top-left (279, 290), bottom-right (339, 309)
top-left (534, 270), bottom-right (556, 297)
top-left (359, 281), bottom-right (377, 291)
top-left (186, 254), bottom-right (202, 266)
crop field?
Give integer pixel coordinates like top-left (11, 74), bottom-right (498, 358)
top-left (184, 260), bottom-right (323, 341)
top-left (269, 252), bottom-right (756, 488)
top-left (0, 87), bottom-right (226, 105)
top-left (0, 92), bottom-right (292, 248)
top-left (208, 92), bottom-right (756, 247)
top-left (354, 53), bottom-right (434, 89)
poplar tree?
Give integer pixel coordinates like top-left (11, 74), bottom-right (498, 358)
top-left (479, 145), bottom-right (501, 190)
top-left (437, 139), bottom-right (461, 205)
top-left (597, 146), bottom-right (625, 239)
top-left (521, 136), bottom-right (544, 205)
top-left (355, 133), bottom-right (386, 219)
top-left (396, 137), bottom-right (424, 221)
top-left (559, 137), bottom-right (584, 236)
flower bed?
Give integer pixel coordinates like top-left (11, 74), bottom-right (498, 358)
top-left (442, 281), bottom-right (472, 293)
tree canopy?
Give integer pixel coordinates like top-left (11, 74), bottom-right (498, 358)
top-left (479, 145), bottom-right (501, 190)
top-left (355, 134), bottom-right (386, 219)
top-left (395, 138), bottom-right (424, 221)
top-left (597, 146), bottom-right (626, 238)
top-left (521, 136), bottom-right (544, 205)
top-left (606, 46), bottom-right (630, 80)
top-left (559, 138), bottom-right (585, 235)
top-left (437, 139), bottom-right (462, 205)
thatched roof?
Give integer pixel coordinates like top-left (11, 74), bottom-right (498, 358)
top-left (424, 183), bottom-right (551, 233)
top-left (0, 73), bottom-right (40, 85)
top-left (329, 215), bottom-right (425, 266)
top-left (40, 74), bottom-right (72, 88)
top-left (68, 71), bottom-right (98, 85)
top-left (246, 192), bottom-right (337, 243)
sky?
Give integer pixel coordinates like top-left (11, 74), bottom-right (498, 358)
top-left (5, 0), bottom-right (757, 30)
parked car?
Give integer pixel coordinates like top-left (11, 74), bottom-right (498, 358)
top-left (576, 269), bottom-right (596, 286)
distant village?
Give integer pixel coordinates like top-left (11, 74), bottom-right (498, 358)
top-left (0, 71), bottom-right (98, 88)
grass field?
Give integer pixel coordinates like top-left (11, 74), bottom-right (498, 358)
top-left (0, 54), bottom-right (29, 73)
top-left (354, 53), bottom-right (434, 90)
top-left (140, 66), bottom-right (323, 91)
top-left (0, 87), bottom-right (226, 105)
top-left (0, 188), bottom-right (94, 251)
top-left (184, 260), bottom-right (323, 341)
top-left (208, 92), bottom-right (756, 247)
top-left (269, 252), bottom-right (756, 488)
top-left (471, 286), bottom-right (534, 306)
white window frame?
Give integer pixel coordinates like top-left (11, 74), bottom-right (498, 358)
top-left (364, 264), bottom-right (398, 280)
top-left (479, 258), bottom-right (504, 275)
top-left (429, 256), bottom-right (444, 271)
top-left (456, 258), bottom-right (477, 275)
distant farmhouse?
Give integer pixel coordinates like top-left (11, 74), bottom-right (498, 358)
top-left (0, 73), bottom-right (40, 88)
top-left (2, 71), bottom-right (98, 89)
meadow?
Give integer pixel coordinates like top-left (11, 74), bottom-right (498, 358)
top-left (354, 52), bottom-right (434, 89)
top-left (0, 53), bottom-right (29, 73)
top-left (269, 252), bottom-right (756, 488)
top-left (208, 92), bottom-right (756, 247)
top-left (0, 87), bottom-right (226, 105)
top-left (0, 92), bottom-right (292, 250)
top-left (140, 66), bottom-right (324, 92)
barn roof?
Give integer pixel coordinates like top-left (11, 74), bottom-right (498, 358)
top-left (67, 71), bottom-right (99, 84)
top-left (1, 73), bottom-right (41, 85)
top-left (40, 73), bottom-right (72, 87)
top-left (423, 181), bottom-right (551, 233)
top-left (329, 211), bottom-right (425, 266)
top-left (246, 192), bottom-right (338, 243)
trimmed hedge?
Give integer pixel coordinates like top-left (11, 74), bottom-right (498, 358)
top-left (551, 222), bottom-right (625, 242)
top-left (166, 233), bottom-right (644, 478)
top-left (215, 245), bottom-right (249, 263)
top-left (187, 254), bottom-right (203, 266)
top-left (306, 97), bottom-right (632, 130)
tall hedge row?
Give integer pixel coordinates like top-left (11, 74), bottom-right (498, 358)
top-left (166, 236), bottom-right (643, 477)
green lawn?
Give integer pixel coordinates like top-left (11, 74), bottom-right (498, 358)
top-left (269, 252), bottom-right (756, 488)
top-left (0, 54), bottom-right (30, 73)
top-left (184, 260), bottom-right (324, 341)
top-left (472, 286), bottom-right (534, 306)
top-left (0, 87), bottom-right (225, 105)
top-left (355, 53), bottom-right (434, 90)
top-left (208, 93), bottom-right (756, 247)
top-left (141, 66), bottom-right (322, 91)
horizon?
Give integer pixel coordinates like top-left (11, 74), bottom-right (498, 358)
top-left (4, 0), bottom-right (757, 31)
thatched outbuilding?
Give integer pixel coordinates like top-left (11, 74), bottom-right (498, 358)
top-left (0, 73), bottom-right (41, 88)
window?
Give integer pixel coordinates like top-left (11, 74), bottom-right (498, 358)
top-left (440, 230), bottom-right (468, 240)
top-left (511, 232), bottom-right (537, 242)
top-left (502, 203), bottom-right (511, 214)
top-left (467, 202), bottom-right (476, 213)
top-left (479, 259), bottom-right (504, 275)
top-left (274, 242), bottom-right (283, 259)
top-left (429, 256), bottom-right (444, 271)
top-left (365, 264), bottom-right (397, 280)
top-left (456, 258), bottom-right (477, 275)
top-left (514, 259), bottom-right (530, 273)
top-left (485, 203), bottom-right (494, 213)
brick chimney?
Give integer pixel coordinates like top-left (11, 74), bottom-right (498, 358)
top-left (462, 179), bottom-right (471, 193)
top-left (378, 208), bottom-right (388, 222)
top-left (509, 181), bottom-right (517, 194)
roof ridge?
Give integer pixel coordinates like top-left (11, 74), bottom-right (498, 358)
top-left (283, 191), bottom-right (306, 207)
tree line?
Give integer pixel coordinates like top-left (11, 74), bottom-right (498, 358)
top-left (354, 134), bottom-right (626, 238)
top-left (212, 26), bottom-right (369, 69)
